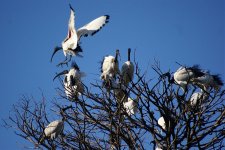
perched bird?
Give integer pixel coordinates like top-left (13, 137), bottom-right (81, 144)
top-left (100, 49), bottom-right (120, 82)
top-left (192, 72), bottom-right (223, 91)
top-left (121, 48), bottom-right (134, 86)
top-left (53, 61), bottom-right (85, 99)
top-left (155, 146), bottom-right (163, 150)
top-left (123, 97), bottom-right (139, 116)
top-left (190, 91), bottom-right (208, 106)
top-left (51, 4), bottom-right (110, 66)
top-left (158, 116), bottom-right (166, 130)
top-left (38, 119), bottom-right (64, 144)
top-left (172, 65), bottom-right (204, 91)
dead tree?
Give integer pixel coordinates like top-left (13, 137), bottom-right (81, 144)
top-left (3, 61), bottom-right (225, 150)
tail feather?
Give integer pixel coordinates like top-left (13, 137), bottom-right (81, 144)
top-left (212, 75), bottom-right (224, 86)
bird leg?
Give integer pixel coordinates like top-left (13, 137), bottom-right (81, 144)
top-left (57, 55), bottom-right (72, 67)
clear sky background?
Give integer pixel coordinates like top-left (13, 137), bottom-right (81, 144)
top-left (0, 0), bottom-right (224, 149)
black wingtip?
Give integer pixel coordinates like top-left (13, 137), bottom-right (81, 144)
top-left (191, 65), bottom-right (205, 77)
top-left (69, 4), bottom-right (74, 11)
top-left (212, 74), bottom-right (224, 86)
top-left (105, 15), bottom-right (110, 20)
top-left (76, 44), bottom-right (83, 52)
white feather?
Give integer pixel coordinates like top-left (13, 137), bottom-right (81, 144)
top-left (123, 97), bottom-right (138, 116)
top-left (158, 117), bottom-right (166, 130)
top-left (77, 15), bottom-right (109, 39)
top-left (64, 66), bottom-right (85, 98)
top-left (62, 9), bottom-right (78, 54)
top-left (44, 120), bottom-right (64, 139)
top-left (121, 61), bottom-right (134, 86)
top-left (101, 55), bottom-right (119, 81)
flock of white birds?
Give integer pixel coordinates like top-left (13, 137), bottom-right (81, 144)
top-left (157, 65), bottom-right (223, 149)
top-left (38, 4), bottom-right (224, 149)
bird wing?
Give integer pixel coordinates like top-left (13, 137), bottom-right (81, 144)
top-left (77, 15), bottom-right (109, 39)
top-left (62, 7), bottom-right (78, 50)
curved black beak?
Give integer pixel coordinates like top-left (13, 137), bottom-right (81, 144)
top-left (53, 70), bottom-right (69, 81)
top-left (128, 48), bottom-right (131, 61)
top-left (51, 46), bottom-right (62, 62)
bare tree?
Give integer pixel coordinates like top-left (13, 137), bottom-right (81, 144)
top-left (3, 60), bottom-right (225, 150)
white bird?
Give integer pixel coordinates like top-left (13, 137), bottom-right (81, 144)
top-left (172, 65), bottom-right (204, 91)
top-left (38, 119), bottom-right (64, 144)
top-left (121, 48), bottom-right (134, 86)
top-left (158, 116), bottom-right (166, 130)
top-left (192, 72), bottom-right (223, 91)
top-left (101, 49), bottom-right (120, 82)
top-left (190, 91), bottom-right (208, 106)
top-left (123, 97), bottom-right (139, 116)
top-left (53, 61), bottom-right (85, 99)
top-left (51, 4), bottom-right (110, 66)
top-left (155, 146), bottom-right (162, 150)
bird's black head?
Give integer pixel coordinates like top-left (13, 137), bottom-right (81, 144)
top-left (71, 61), bottom-right (80, 71)
top-left (51, 46), bottom-right (62, 62)
top-left (191, 65), bottom-right (205, 77)
top-left (115, 49), bottom-right (120, 63)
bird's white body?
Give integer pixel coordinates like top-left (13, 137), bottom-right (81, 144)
top-left (44, 120), bottom-right (64, 139)
top-left (121, 61), bottom-right (134, 86)
top-left (173, 67), bottom-right (195, 90)
top-left (123, 97), bottom-right (138, 116)
top-left (190, 92), bottom-right (203, 106)
top-left (64, 80), bottom-right (84, 98)
top-left (64, 68), bottom-right (85, 98)
top-left (101, 55), bottom-right (119, 81)
top-left (155, 146), bottom-right (162, 150)
top-left (158, 117), bottom-right (166, 130)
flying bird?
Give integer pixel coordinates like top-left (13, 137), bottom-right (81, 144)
top-left (53, 61), bottom-right (85, 99)
top-left (51, 4), bottom-right (110, 66)
top-left (100, 49), bottom-right (120, 83)
top-left (38, 119), bottom-right (64, 144)
top-left (121, 48), bottom-right (134, 86)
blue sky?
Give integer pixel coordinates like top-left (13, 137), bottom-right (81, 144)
top-left (0, 0), bottom-right (224, 149)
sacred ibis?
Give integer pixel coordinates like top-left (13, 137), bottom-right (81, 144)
top-left (38, 118), bottom-right (64, 144)
top-left (100, 49), bottom-right (120, 82)
top-left (172, 65), bottom-right (204, 91)
top-left (51, 4), bottom-right (110, 66)
top-left (192, 72), bottom-right (223, 91)
top-left (158, 116), bottom-right (166, 131)
top-left (53, 61), bottom-right (85, 98)
top-left (123, 97), bottom-right (139, 116)
top-left (121, 48), bottom-right (134, 86)
top-left (190, 91), bottom-right (208, 106)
